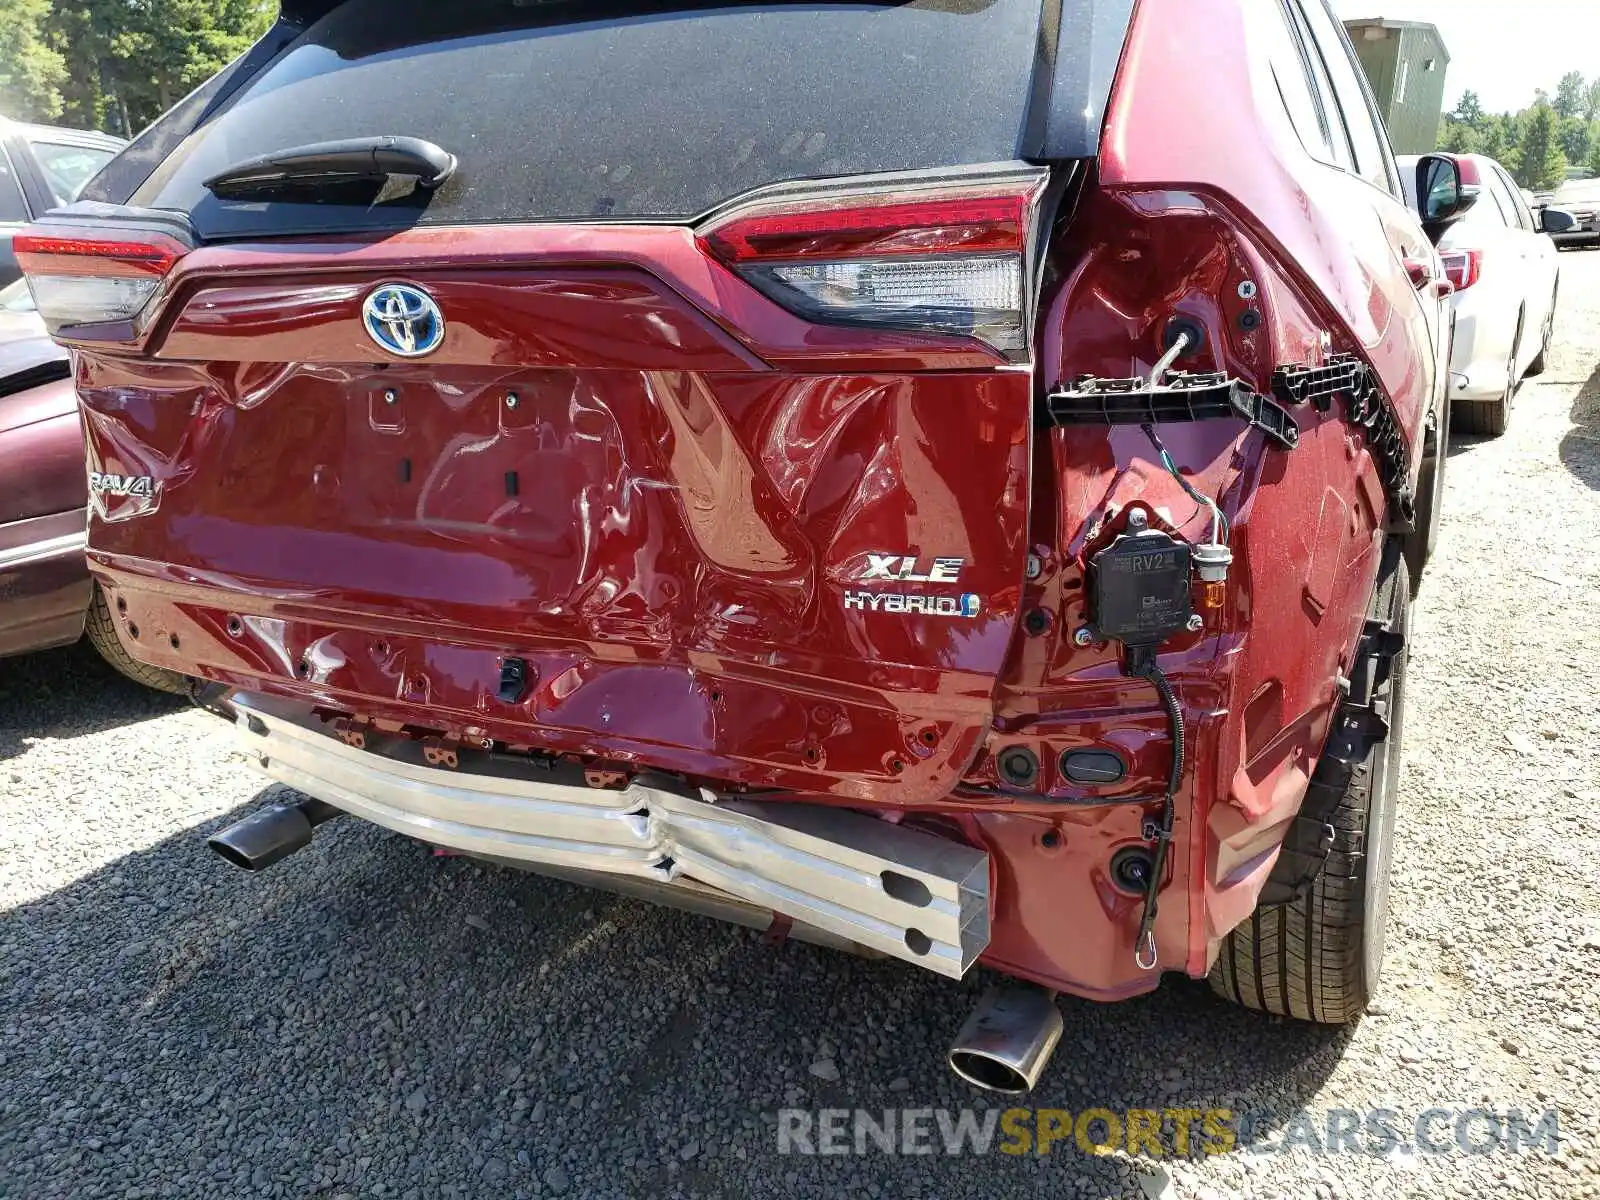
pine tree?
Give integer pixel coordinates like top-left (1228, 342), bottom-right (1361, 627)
top-left (1451, 90), bottom-right (1486, 128)
top-left (1554, 71), bottom-right (1587, 120)
top-left (0, 0), bottom-right (67, 121)
top-left (1516, 102), bottom-right (1569, 191)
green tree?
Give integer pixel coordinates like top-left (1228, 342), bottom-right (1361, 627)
top-left (1451, 90), bottom-right (1486, 128)
top-left (49, 0), bottom-right (271, 136)
top-left (1559, 116), bottom-right (1593, 167)
top-left (1515, 102), bottom-right (1569, 190)
top-left (1554, 71), bottom-right (1588, 120)
top-left (1479, 114), bottom-right (1517, 173)
top-left (1437, 119), bottom-right (1481, 155)
top-left (48, 1), bottom-right (139, 134)
top-left (1587, 139), bottom-right (1600, 180)
top-left (120, 0), bottom-right (271, 120)
top-left (1587, 79), bottom-right (1600, 122)
top-left (0, 0), bottom-right (67, 121)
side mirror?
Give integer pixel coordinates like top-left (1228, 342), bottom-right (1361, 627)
top-left (1415, 154), bottom-right (1478, 239)
top-left (1540, 206), bottom-right (1578, 235)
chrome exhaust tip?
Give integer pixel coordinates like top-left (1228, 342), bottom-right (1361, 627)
top-left (947, 985), bottom-right (1063, 1094)
top-left (208, 799), bottom-right (341, 872)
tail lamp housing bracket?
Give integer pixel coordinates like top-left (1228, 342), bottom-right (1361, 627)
top-left (1046, 371), bottom-right (1300, 450)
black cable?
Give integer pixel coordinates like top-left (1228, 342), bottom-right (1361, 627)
top-left (1141, 422), bottom-right (1230, 542)
top-left (1131, 653), bottom-right (1184, 969)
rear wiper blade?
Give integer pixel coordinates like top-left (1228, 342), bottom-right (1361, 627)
top-left (203, 136), bottom-right (457, 199)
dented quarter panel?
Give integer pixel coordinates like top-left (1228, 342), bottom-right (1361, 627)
top-left (972, 0), bottom-right (1419, 994)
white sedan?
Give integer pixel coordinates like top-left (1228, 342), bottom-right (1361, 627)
top-left (1400, 153), bottom-right (1563, 436)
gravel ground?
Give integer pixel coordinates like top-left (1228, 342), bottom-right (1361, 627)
top-left (3, 251), bottom-right (1600, 1200)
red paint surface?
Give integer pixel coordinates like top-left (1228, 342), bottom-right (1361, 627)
top-left (49, 0), bottom-right (1443, 999)
top-left (1, 376), bottom-right (84, 524)
top-left (0, 377), bottom-right (90, 655)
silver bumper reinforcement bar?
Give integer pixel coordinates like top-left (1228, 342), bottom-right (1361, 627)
top-left (229, 694), bottom-right (990, 978)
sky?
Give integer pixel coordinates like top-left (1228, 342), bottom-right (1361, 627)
top-left (1333, 0), bottom-right (1600, 114)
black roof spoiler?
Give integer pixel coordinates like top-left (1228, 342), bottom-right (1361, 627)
top-left (280, 0), bottom-right (339, 24)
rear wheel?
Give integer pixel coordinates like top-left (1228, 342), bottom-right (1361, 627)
top-left (1209, 548), bottom-right (1409, 1024)
top-left (1452, 310), bottom-right (1520, 438)
top-left (1525, 282), bottom-right (1556, 377)
top-left (85, 584), bottom-right (189, 695)
top-left (1404, 392), bottom-right (1448, 588)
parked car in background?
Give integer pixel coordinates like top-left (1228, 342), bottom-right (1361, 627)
top-left (1544, 178), bottom-right (1600, 249)
top-left (1, 118), bottom-right (125, 288)
top-left (0, 276), bottom-right (185, 690)
top-left (23, 0), bottom-right (1459, 1091)
top-left (1400, 152), bottom-right (1565, 436)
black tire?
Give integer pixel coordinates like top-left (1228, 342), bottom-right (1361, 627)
top-left (1209, 548), bottom-right (1409, 1024)
top-left (1404, 391), bottom-right (1448, 588)
top-left (84, 584), bottom-right (189, 695)
top-left (1525, 282), bottom-right (1556, 377)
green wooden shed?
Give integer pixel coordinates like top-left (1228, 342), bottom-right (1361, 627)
top-left (1342, 18), bottom-right (1451, 155)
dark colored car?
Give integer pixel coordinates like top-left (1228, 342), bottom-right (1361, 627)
top-left (0, 118), bottom-right (125, 288)
top-left (0, 278), bottom-right (184, 688)
top-left (22, 0), bottom-right (1463, 1091)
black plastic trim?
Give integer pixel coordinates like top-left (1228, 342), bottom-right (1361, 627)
top-left (1273, 353), bottom-right (1415, 526)
top-left (1046, 371), bottom-right (1301, 449)
top-left (1031, 0), bottom-right (1136, 161)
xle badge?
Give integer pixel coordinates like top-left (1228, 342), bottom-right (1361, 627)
top-left (860, 553), bottom-right (964, 583)
top-left (844, 554), bottom-right (981, 620)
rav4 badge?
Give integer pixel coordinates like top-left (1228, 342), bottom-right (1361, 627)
top-left (89, 472), bottom-right (156, 498)
top-left (87, 471), bottom-right (159, 521)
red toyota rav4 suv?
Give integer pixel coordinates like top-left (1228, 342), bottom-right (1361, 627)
top-left (21, 0), bottom-right (1464, 1091)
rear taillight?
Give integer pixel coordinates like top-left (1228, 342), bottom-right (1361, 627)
top-left (14, 230), bottom-right (188, 334)
top-left (1439, 249), bottom-right (1482, 291)
top-left (698, 168), bottom-right (1050, 360)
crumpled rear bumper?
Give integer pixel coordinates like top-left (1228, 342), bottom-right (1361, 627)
top-left (228, 692), bottom-right (990, 978)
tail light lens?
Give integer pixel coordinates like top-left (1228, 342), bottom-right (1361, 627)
top-left (1439, 249), bottom-right (1482, 291)
top-left (14, 230), bottom-right (189, 334)
top-left (698, 168), bottom-right (1050, 360)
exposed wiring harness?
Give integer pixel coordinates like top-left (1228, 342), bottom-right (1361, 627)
top-left (1140, 330), bottom-right (1230, 553)
top-left (1129, 648), bottom-right (1185, 971)
top-left (1104, 332), bottom-right (1213, 969)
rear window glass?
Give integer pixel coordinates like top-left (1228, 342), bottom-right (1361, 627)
top-left (0, 150), bottom-right (27, 222)
top-left (0, 278), bottom-right (34, 312)
top-left (28, 141), bottom-right (118, 206)
top-left (133, 0), bottom-right (1043, 239)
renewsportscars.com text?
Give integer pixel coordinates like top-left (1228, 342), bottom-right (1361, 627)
top-left (776, 1106), bottom-right (1561, 1158)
